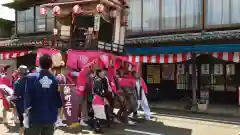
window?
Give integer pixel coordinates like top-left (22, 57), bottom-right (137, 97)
top-left (128, 0), bottom-right (201, 31)
top-left (206, 0), bottom-right (240, 25)
top-left (176, 64), bottom-right (187, 89)
top-left (17, 7), bottom-right (34, 33)
top-left (17, 6), bottom-right (54, 34)
top-left (213, 64), bottom-right (224, 91)
top-left (226, 64), bottom-right (236, 91)
top-left (162, 64), bottom-right (175, 80)
top-left (200, 64), bottom-right (211, 89)
top-left (128, 0), bottom-right (142, 31)
top-left (142, 0), bottom-right (160, 31)
top-left (188, 64), bottom-right (198, 89)
top-left (146, 65), bottom-right (161, 83)
top-left (35, 6), bottom-right (53, 32)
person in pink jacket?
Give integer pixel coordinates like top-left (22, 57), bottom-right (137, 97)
top-left (132, 71), bottom-right (151, 120)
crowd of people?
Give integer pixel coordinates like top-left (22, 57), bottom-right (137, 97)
top-left (0, 54), bottom-right (151, 135)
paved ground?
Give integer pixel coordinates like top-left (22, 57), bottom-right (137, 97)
top-left (0, 109), bottom-right (240, 135)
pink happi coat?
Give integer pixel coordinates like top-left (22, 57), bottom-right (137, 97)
top-left (0, 75), bottom-right (13, 109)
top-left (140, 78), bottom-right (148, 94)
top-left (117, 77), bottom-right (135, 88)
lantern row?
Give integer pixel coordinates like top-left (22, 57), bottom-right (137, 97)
top-left (40, 4), bottom-right (106, 15)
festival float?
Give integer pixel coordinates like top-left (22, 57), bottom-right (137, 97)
top-left (35, 0), bottom-right (140, 127)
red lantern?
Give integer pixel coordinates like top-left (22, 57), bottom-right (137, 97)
top-left (52, 6), bottom-right (60, 15)
top-left (73, 5), bottom-right (83, 14)
top-left (96, 4), bottom-right (104, 13)
top-left (40, 7), bottom-right (47, 15)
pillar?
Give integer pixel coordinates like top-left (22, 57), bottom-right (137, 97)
top-left (192, 53), bottom-right (197, 106)
top-left (119, 26), bottom-right (125, 45)
top-left (114, 13), bottom-right (121, 44)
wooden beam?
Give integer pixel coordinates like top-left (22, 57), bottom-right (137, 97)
top-left (40, 0), bottom-right (98, 7)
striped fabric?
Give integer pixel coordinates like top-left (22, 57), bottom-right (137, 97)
top-left (0, 50), bottom-right (32, 60)
top-left (126, 52), bottom-right (240, 63)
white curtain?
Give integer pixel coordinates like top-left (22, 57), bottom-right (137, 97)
top-left (142, 0), bottom-right (160, 31)
top-left (128, 0), bottom-right (142, 31)
top-left (161, 0), bottom-right (201, 29)
top-left (230, 0), bottom-right (240, 23)
top-left (206, 0), bottom-right (240, 25)
top-left (181, 0), bottom-right (201, 28)
top-left (161, 0), bottom-right (180, 29)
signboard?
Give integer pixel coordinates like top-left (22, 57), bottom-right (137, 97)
top-left (94, 15), bottom-right (101, 31)
top-left (200, 90), bottom-right (209, 104)
top-left (162, 64), bottom-right (175, 80)
top-left (177, 64), bottom-right (184, 74)
top-left (61, 85), bottom-right (80, 124)
top-left (226, 64), bottom-right (235, 75)
top-left (214, 64), bottom-right (223, 75)
top-left (98, 41), bottom-right (124, 53)
top-left (201, 64), bottom-right (209, 74)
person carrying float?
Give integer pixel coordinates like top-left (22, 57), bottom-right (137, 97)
top-left (132, 71), bottom-right (151, 120)
top-left (113, 68), bottom-right (137, 125)
top-left (0, 66), bottom-right (15, 124)
top-left (92, 68), bottom-right (110, 133)
top-left (12, 65), bottom-right (29, 135)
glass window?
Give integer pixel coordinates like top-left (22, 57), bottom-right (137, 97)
top-left (17, 7), bottom-right (34, 33)
top-left (200, 64), bottom-right (211, 89)
top-left (128, 0), bottom-right (142, 31)
top-left (188, 64), bottom-right (198, 89)
top-left (146, 65), bottom-right (161, 84)
top-left (206, 0), bottom-right (240, 25)
top-left (162, 64), bottom-right (175, 80)
top-left (212, 64), bottom-right (224, 91)
top-left (127, 0), bottom-right (201, 31)
top-left (161, 0), bottom-right (201, 29)
top-left (35, 6), bottom-right (54, 32)
top-left (47, 17), bottom-right (54, 31)
top-left (176, 64), bottom-right (187, 89)
top-left (226, 64), bottom-right (236, 91)
top-left (142, 0), bottom-right (160, 31)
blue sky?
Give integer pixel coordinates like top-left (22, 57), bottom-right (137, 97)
top-left (0, 0), bottom-right (15, 21)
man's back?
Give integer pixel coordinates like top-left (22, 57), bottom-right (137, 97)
top-left (26, 70), bottom-right (62, 125)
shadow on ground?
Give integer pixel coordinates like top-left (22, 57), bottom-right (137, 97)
top-left (151, 108), bottom-right (240, 125)
top-left (101, 118), bottom-right (192, 135)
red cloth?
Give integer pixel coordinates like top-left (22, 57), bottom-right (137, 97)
top-left (2, 97), bottom-right (10, 109)
top-left (76, 68), bottom-right (89, 96)
top-left (36, 48), bottom-right (60, 66)
top-left (0, 75), bottom-right (12, 88)
top-left (118, 77), bottom-right (135, 87)
top-left (140, 78), bottom-right (148, 94)
top-left (92, 95), bottom-right (104, 105)
top-left (110, 77), bottom-right (118, 95)
top-left (0, 75), bottom-right (12, 109)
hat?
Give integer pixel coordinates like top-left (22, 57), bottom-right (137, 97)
top-left (18, 65), bottom-right (28, 69)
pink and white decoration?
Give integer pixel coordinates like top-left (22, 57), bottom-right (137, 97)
top-left (0, 50), bottom-right (32, 60)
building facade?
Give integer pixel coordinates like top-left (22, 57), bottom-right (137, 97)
top-left (125, 0), bottom-right (240, 105)
top-left (2, 0), bottom-right (54, 68)
top-left (2, 0), bottom-right (128, 68)
top-left (0, 5), bottom-right (16, 79)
